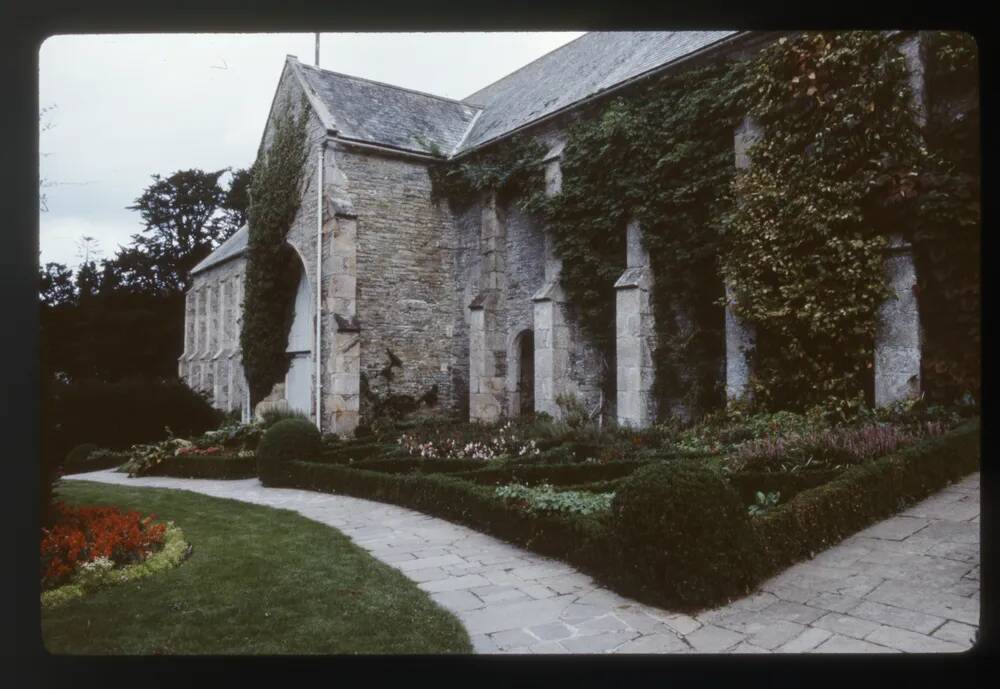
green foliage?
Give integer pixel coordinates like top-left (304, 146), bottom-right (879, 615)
top-left (241, 98), bottom-right (310, 405)
top-left (123, 168), bottom-right (246, 292)
top-left (65, 444), bottom-right (99, 467)
top-left (429, 135), bottom-right (546, 208)
top-left (256, 417), bottom-right (323, 484)
top-left (752, 418), bottom-right (979, 572)
top-left (430, 32), bottom-right (977, 417)
top-left (494, 482), bottom-right (615, 515)
top-left (63, 448), bottom-right (130, 474)
top-left (260, 407), bottom-right (310, 429)
top-left (723, 32), bottom-right (932, 412)
top-left (910, 31), bottom-right (980, 404)
top-left (42, 481), bottom-right (472, 653)
top-left (747, 490), bottom-right (781, 517)
top-left (47, 377), bottom-right (222, 460)
top-left (42, 524), bottom-right (190, 609)
top-left (611, 460), bottom-right (761, 608)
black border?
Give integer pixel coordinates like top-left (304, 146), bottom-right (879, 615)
top-left (4, 0), bottom-right (994, 685)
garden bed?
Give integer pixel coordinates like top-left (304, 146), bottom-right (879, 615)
top-left (266, 418), bottom-right (979, 611)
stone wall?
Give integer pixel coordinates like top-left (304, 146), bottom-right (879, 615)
top-left (336, 147), bottom-right (460, 417)
top-left (180, 256), bottom-right (249, 420)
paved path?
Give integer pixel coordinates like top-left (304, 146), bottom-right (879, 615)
top-left (64, 470), bottom-right (980, 653)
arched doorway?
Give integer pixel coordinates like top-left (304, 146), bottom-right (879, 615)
top-left (285, 264), bottom-right (313, 417)
top-left (514, 329), bottom-right (535, 417)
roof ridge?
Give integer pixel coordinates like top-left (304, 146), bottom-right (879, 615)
top-left (462, 31), bottom-right (591, 104)
top-left (299, 62), bottom-right (481, 110)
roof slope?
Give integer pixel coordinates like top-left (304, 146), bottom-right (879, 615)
top-left (297, 63), bottom-right (481, 155)
top-left (457, 31), bottom-right (738, 152)
top-left (191, 224), bottom-right (248, 275)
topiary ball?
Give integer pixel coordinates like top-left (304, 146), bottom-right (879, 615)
top-left (256, 418), bottom-right (322, 485)
top-left (65, 443), bottom-right (100, 468)
top-left (611, 459), bottom-right (762, 610)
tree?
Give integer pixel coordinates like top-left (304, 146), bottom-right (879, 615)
top-left (123, 168), bottom-right (244, 293)
top-left (39, 262), bottom-right (75, 307)
top-left (222, 166), bottom-right (253, 230)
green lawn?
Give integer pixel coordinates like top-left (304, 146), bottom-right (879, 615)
top-left (41, 480), bottom-right (472, 654)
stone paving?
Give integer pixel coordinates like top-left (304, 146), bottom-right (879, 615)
top-left (65, 470), bottom-right (980, 654)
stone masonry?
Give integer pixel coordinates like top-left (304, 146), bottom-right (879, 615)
top-left (726, 115), bottom-right (760, 404)
top-left (615, 220), bottom-right (657, 428)
top-left (181, 32), bottom-right (950, 430)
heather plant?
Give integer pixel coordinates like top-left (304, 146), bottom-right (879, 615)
top-left (730, 420), bottom-right (950, 473)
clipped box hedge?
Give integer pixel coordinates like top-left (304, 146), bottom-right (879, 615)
top-left (265, 419), bottom-right (979, 611)
top-left (752, 418), bottom-right (980, 576)
top-left (144, 454), bottom-right (257, 480)
top-left (727, 469), bottom-right (845, 505)
top-left (269, 460), bottom-right (616, 574)
top-left (452, 461), bottom-right (648, 487)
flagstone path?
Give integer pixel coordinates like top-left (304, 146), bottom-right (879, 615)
top-left (65, 469), bottom-right (980, 653)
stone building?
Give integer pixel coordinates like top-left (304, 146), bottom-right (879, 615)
top-left (180, 30), bottom-right (937, 435)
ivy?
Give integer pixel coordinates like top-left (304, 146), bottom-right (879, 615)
top-left (429, 31), bottom-right (978, 419)
top-left (241, 98), bottom-right (310, 405)
top-left (911, 31), bottom-right (980, 404)
top-left (429, 135), bottom-right (545, 209)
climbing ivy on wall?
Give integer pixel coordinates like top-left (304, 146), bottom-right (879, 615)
top-left (723, 32), bottom-right (931, 414)
top-left (911, 31), bottom-right (980, 404)
top-left (241, 98), bottom-right (310, 405)
top-left (431, 31), bottom-right (979, 419)
top-left (544, 63), bottom-right (747, 416)
top-left (429, 135), bottom-right (545, 208)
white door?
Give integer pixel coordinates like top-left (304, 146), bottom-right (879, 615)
top-left (286, 353), bottom-right (312, 416)
top-left (285, 269), bottom-right (313, 417)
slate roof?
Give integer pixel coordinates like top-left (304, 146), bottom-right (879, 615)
top-left (193, 32), bottom-right (742, 275)
top-left (191, 224), bottom-right (248, 275)
top-left (457, 31), bottom-right (739, 153)
top-left (297, 63), bottom-right (481, 156)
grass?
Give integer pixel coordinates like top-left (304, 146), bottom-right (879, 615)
top-left (41, 480), bottom-right (472, 655)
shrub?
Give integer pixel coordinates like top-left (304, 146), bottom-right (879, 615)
top-left (611, 460), bottom-right (762, 609)
top-left (730, 420), bottom-right (950, 473)
top-left (143, 453), bottom-right (257, 480)
top-left (260, 407), bottom-right (310, 429)
top-left (65, 443), bottom-right (99, 468)
top-left (47, 377), bottom-right (222, 457)
top-left (257, 418), bottom-right (322, 484)
top-left (63, 448), bottom-right (130, 474)
top-left (753, 419), bottom-right (980, 572)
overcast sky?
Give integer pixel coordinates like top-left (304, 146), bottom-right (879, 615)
top-left (38, 32), bottom-right (585, 268)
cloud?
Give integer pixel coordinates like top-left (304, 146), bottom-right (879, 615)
top-left (38, 32), bottom-right (585, 267)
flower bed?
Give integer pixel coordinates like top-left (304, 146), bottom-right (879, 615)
top-left (266, 419), bottom-right (979, 611)
top-left (41, 502), bottom-right (170, 591)
top-left (42, 522), bottom-right (190, 609)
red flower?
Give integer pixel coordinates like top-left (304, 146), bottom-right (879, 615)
top-left (40, 502), bottom-right (167, 590)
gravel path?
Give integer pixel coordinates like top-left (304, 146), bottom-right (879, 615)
top-left (64, 469), bottom-right (980, 653)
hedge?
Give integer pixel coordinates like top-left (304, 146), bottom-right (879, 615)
top-left (142, 455), bottom-right (257, 480)
top-left (264, 419), bottom-right (978, 611)
top-left (350, 457), bottom-right (485, 474)
top-left (62, 449), bottom-right (130, 474)
top-left (727, 469), bottom-right (845, 505)
top-left (753, 419), bottom-right (981, 576)
top-left (269, 460), bottom-right (617, 579)
top-left (452, 461), bottom-right (648, 487)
